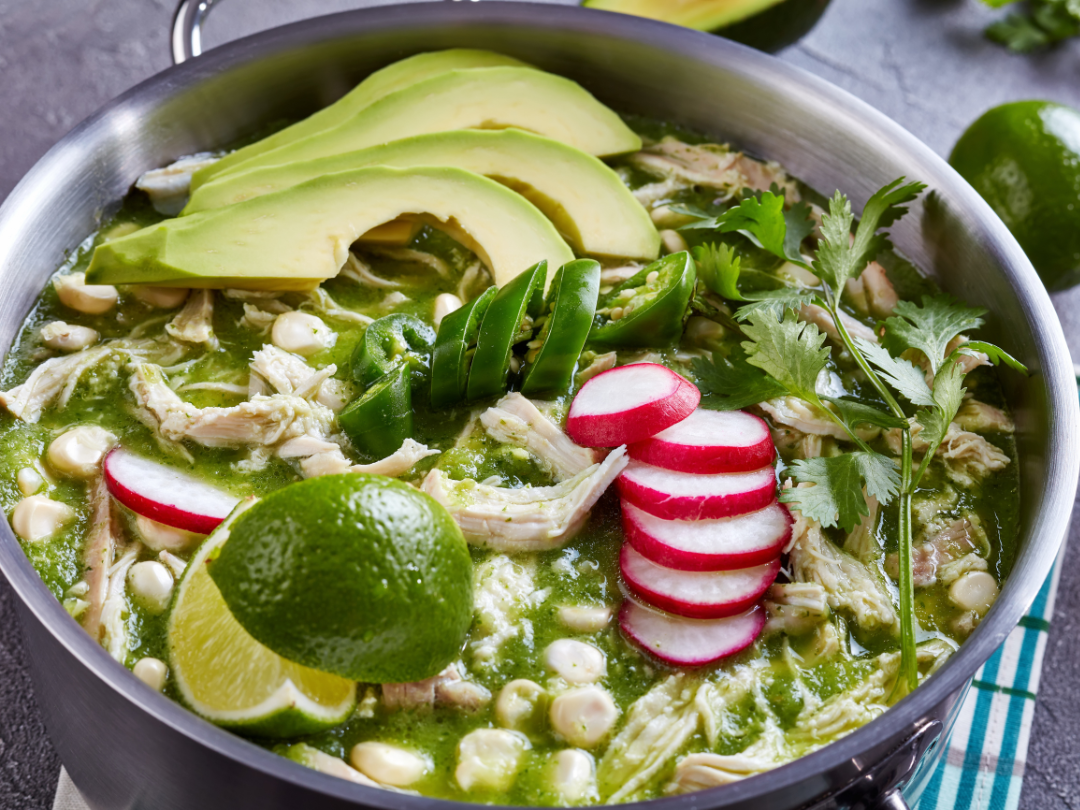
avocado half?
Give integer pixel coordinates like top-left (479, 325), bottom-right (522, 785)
top-left (582, 0), bottom-right (832, 53)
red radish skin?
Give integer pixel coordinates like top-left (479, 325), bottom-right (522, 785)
top-left (628, 409), bottom-right (774, 474)
top-left (620, 545), bottom-right (779, 619)
top-left (622, 500), bottom-right (792, 571)
top-left (104, 448), bottom-right (240, 534)
top-left (617, 460), bottom-right (776, 521)
top-left (619, 597), bottom-right (765, 666)
top-left (566, 363), bottom-right (699, 448)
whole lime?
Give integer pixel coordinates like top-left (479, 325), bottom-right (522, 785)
top-left (208, 474), bottom-right (473, 684)
top-left (950, 100), bottom-right (1080, 291)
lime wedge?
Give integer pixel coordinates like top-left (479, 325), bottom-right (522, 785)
top-left (167, 499), bottom-right (356, 737)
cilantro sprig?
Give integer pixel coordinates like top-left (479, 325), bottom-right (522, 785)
top-left (688, 178), bottom-right (1027, 693)
top-left (981, 0), bottom-right (1080, 52)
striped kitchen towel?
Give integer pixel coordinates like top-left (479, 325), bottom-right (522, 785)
top-left (915, 554), bottom-right (1063, 810)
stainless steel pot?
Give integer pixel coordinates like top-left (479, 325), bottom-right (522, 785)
top-left (0, 4), bottom-right (1075, 809)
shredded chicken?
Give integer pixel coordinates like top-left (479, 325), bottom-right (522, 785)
top-left (575, 352), bottom-right (617, 386)
top-left (299, 287), bottom-right (374, 326)
top-left (422, 447), bottom-right (628, 552)
top-left (363, 246), bottom-right (450, 278)
top-left (788, 507), bottom-right (899, 634)
top-left (100, 548), bottom-right (138, 662)
top-left (249, 345), bottom-right (343, 411)
top-left (135, 153), bottom-right (219, 215)
top-left (480, 394), bottom-right (597, 482)
top-left (165, 289), bottom-right (216, 348)
top-left (599, 264), bottom-right (643, 287)
top-left (799, 304), bottom-right (879, 346)
top-left (885, 516), bottom-right (988, 587)
top-left (763, 582), bottom-right (830, 635)
top-left (696, 664), bottom-right (765, 748)
top-left (470, 555), bottom-right (549, 667)
top-left (239, 304), bottom-right (281, 333)
top-left (845, 261), bottom-right (899, 319)
top-left (339, 252), bottom-right (402, 288)
top-left (288, 437), bottom-right (439, 479)
top-left (382, 663), bottom-right (491, 712)
top-left (598, 675), bottom-right (701, 803)
top-left (843, 493), bottom-right (880, 562)
top-left (758, 396), bottom-right (878, 443)
top-left (885, 420), bottom-right (1010, 486)
top-left (955, 399), bottom-right (1014, 433)
top-left (80, 476), bottom-right (121, 644)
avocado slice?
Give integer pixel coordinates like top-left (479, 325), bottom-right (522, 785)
top-left (185, 130), bottom-right (660, 260)
top-left (582, 0), bottom-right (830, 53)
top-left (87, 167), bottom-right (576, 292)
top-left (199, 49), bottom-right (532, 184)
top-left (207, 67), bottom-right (642, 181)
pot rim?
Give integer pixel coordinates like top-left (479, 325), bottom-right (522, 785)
top-left (0, 3), bottom-right (1076, 807)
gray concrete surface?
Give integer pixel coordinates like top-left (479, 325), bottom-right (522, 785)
top-left (0, 0), bottom-right (1077, 807)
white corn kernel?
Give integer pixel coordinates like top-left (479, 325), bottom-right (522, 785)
top-left (350, 742), bottom-right (428, 787)
top-left (433, 293), bottom-right (463, 328)
top-left (495, 679), bottom-right (546, 732)
top-left (11, 495), bottom-right (73, 542)
top-left (455, 729), bottom-right (528, 792)
top-left (54, 273), bottom-right (118, 315)
top-left (557, 606), bottom-right (612, 634)
top-left (133, 657), bottom-right (168, 691)
top-left (46, 426), bottom-right (116, 478)
top-left (133, 286), bottom-right (190, 309)
top-left (950, 571), bottom-right (999, 614)
top-left (544, 640), bottom-right (606, 684)
top-left (135, 513), bottom-right (202, 552)
top-left (16, 468), bottom-right (43, 496)
top-left (550, 749), bottom-right (595, 803)
top-left (40, 321), bottom-right (99, 352)
top-left (549, 686), bottom-right (618, 748)
top-left (659, 229), bottom-right (689, 255)
top-left (271, 311), bottom-right (335, 357)
top-left (127, 561), bottom-right (174, 613)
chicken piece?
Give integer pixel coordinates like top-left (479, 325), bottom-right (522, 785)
top-left (843, 493), bottom-right (880, 562)
top-left (1, 345), bottom-right (121, 422)
top-left (382, 663), bottom-right (491, 712)
top-left (165, 289), bottom-right (217, 348)
top-left (239, 304), bottom-right (281, 334)
top-left (599, 264), bottom-right (644, 287)
top-left (282, 437), bottom-right (439, 479)
top-left (628, 138), bottom-right (798, 201)
top-left (798, 304), bottom-right (879, 345)
top-left (249, 345), bottom-right (342, 410)
top-left (339, 252), bottom-right (402, 288)
top-left (884, 516), bottom-right (987, 588)
top-left (298, 288), bottom-right (373, 326)
top-left (788, 656), bottom-right (894, 745)
top-left (575, 352), bottom-right (617, 386)
top-left (668, 752), bottom-right (769, 792)
top-left (597, 674), bottom-right (701, 803)
top-left (80, 476), bottom-right (121, 644)
top-left (695, 663), bottom-right (765, 748)
top-left (758, 397), bottom-right (879, 443)
top-left (955, 399), bottom-right (1014, 433)
top-left (885, 420), bottom-right (1010, 486)
top-left (481, 394), bottom-right (597, 482)
top-left (470, 555), bottom-right (549, 666)
top-left (363, 246), bottom-right (450, 278)
top-left (845, 261), bottom-right (899, 319)
top-left (788, 509), bottom-right (899, 634)
top-left (763, 582), bottom-right (830, 635)
top-left (130, 363), bottom-right (336, 448)
top-left (947, 335), bottom-right (991, 375)
top-left (422, 448), bottom-right (628, 552)
top-left (135, 153), bottom-right (219, 215)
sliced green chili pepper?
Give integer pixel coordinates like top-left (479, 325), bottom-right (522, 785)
top-left (521, 259), bottom-right (600, 396)
top-left (467, 260), bottom-right (547, 401)
top-left (352, 314), bottom-right (436, 387)
top-left (589, 251), bottom-right (697, 347)
top-left (430, 286), bottom-right (499, 409)
top-left (338, 364), bottom-right (412, 459)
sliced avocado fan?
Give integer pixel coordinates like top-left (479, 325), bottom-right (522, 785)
top-left (205, 67), bottom-right (642, 182)
top-left (198, 48), bottom-right (532, 184)
top-left (185, 129), bottom-right (660, 261)
top-left (87, 166), bottom-right (576, 291)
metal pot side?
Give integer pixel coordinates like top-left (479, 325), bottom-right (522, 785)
top-left (0, 4), bottom-right (1075, 810)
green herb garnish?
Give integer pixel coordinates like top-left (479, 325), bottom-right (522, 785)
top-left (981, 0), bottom-right (1080, 52)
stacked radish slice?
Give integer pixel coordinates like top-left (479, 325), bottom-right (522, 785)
top-left (568, 364), bottom-right (789, 667)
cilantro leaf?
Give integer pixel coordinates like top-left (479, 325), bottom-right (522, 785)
top-left (986, 0), bottom-right (1080, 51)
top-left (783, 200), bottom-right (816, 264)
top-left (740, 310), bottom-right (830, 402)
top-left (914, 358), bottom-right (966, 453)
top-left (852, 335), bottom-right (935, 408)
top-left (824, 396), bottom-right (908, 431)
top-left (733, 288), bottom-right (818, 323)
top-left (692, 348), bottom-right (785, 411)
top-left (714, 191), bottom-right (790, 259)
top-left (882, 294), bottom-right (986, 373)
top-left (693, 243), bottom-right (744, 301)
top-left (782, 451), bottom-right (900, 530)
top-left (813, 179), bottom-right (926, 291)
top-left (958, 340), bottom-right (1029, 374)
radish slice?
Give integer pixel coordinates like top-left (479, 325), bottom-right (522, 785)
top-left (619, 597), bottom-right (765, 666)
top-left (620, 544), bottom-right (779, 618)
top-left (104, 448), bottom-right (240, 534)
top-left (628, 409), bottom-right (774, 474)
top-left (622, 500), bottom-right (792, 571)
top-left (566, 363), bottom-right (699, 448)
top-left (617, 460), bottom-right (775, 521)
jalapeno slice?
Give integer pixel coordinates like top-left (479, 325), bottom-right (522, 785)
top-left (338, 364), bottom-right (412, 459)
top-left (352, 314), bottom-right (436, 387)
top-left (467, 260), bottom-right (548, 401)
top-left (430, 286), bottom-right (499, 409)
top-left (589, 251), bottom-right (697, 347)
top-left (520, 259), bottom-right (600, 396)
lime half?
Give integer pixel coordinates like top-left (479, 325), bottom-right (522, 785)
top-left (167, 499), bottom-right (356, 737)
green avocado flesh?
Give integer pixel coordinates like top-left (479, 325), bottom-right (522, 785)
top-left (209, 475), bottom-right (473, 684)
top-left (197, 49), bottom-right (532, 185)
top-left (185, 130), bottom-right (661, 260)
top-left (204, 67), bottom-right (642, 181)
top-left (87, 166), bottom-right (575, 290)
top-left (583, 0), bottom-right (786, 30)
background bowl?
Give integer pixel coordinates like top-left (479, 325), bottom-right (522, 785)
top-left (0, 3), bottom-right (1075, 809)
